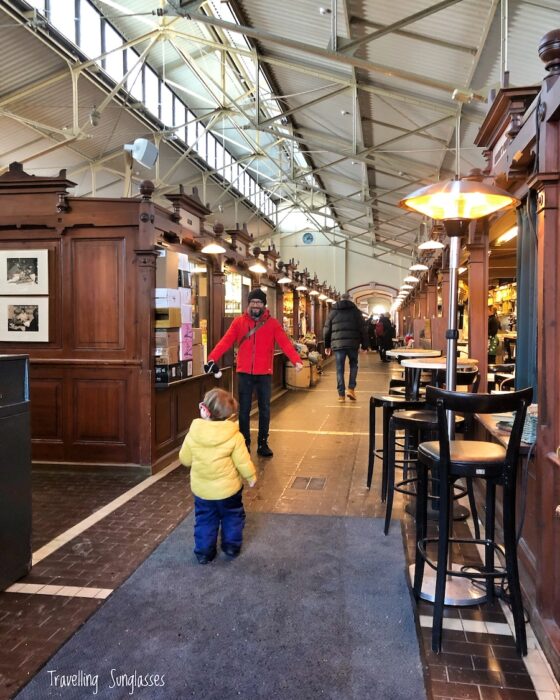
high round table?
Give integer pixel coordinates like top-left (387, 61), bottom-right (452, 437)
top-left (386, 349), bottom-right (442, 399)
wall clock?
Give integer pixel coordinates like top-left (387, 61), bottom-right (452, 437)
top-left (302, 232), bottom-right (314, 244)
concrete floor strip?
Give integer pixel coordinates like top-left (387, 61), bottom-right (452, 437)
top-left (31, 461), bottom-right (182, 566)
top-left (5, 582), bottom-right (113, 598)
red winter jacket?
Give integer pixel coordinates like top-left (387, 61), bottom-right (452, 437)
top-left (208, 309), bottom-right (301, 375)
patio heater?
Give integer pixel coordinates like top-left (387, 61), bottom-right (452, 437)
top-left (400, 177), bottom-right (518, 404)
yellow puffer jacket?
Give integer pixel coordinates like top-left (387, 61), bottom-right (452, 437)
top-left (179, 418), bottom-right (256, 500)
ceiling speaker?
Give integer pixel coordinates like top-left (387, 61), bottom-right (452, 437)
top-left (123, 138), bottom-right (159, 168)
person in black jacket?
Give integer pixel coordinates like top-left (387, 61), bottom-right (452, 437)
top-left (323, 293), bottom-right (369, 402)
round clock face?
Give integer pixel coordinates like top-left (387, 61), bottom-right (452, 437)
top-left (302, 232), bottom-right (314, 245)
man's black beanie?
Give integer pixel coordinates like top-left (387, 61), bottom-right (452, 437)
top-left (248, 288), bottom-right (267, 304)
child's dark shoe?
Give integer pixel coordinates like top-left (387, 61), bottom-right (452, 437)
top-left (222, 545), bottom-right (240, 559)
top-left (196, 552), bottom-right (215, 565)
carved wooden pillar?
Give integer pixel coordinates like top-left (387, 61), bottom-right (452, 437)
top-left (427, 282), bottom-right (438, 318)
top-left (418, 287), bottom-right (428, 319)
top-left (467, 220), bottom-right (490, 390)
top-left (210, 261), bottom-right (226, 349)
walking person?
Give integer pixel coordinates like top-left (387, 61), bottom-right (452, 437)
top-left (205, 288), bottom-right (303, 457)
top-left (323, 292), bottom-right (369, 402)
top-left (376, 313), bottom-right (394, 362)
top-left (488, 305), bottom-right (501, 363)
top-left (179, 388), bottom-right (257, 564)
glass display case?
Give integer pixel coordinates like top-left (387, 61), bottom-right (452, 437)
top-left (283, 290), bottom-right (294, 337)
top-left (225, 270), bottom-right (243, 316)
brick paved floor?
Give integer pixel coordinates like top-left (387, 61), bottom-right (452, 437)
top-left (0, 352), bottom-right (555, 700)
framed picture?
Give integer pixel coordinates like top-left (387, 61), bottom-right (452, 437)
top-left (0, 297), bottom-right (49, 342)
top-left (0, 249), bottom-right (49, 295)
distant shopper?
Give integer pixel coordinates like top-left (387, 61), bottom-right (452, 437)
top-left (367, 316), bottom-right (378, 351)
top-left (488, 306), bottom-right (501, 363)
top-left (179, 388), bottom-right (257, 565)
top-left (323, 293), bottom-right (369, 402)
top-left (206, 288), bottom-right (303, 457)
top-left (376, 313), bottom-right (394, 362)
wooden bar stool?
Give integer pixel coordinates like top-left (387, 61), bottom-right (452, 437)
top-left (413, 386), bottom-right (533, 655)
top-left (383, 369), bottom-right (481, 536)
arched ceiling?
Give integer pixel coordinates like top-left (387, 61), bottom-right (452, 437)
top-left (0, 0), bottom-right (557, 271)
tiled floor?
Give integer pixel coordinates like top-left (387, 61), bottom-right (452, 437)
top-left (0, 352), bottom-right (558, 699)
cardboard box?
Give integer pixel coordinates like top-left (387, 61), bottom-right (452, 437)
top-left (154, 307), bottom-right (182, 328)
top-left (191, 343), bottom-right (205, 376)
top-left (156, 251), bottom-right (179, 288)
top-left (179, 323), bottom-right (193, 360)
top-left (155, 345), bottom-right (179, 365)
top-left (155, 363), bottom-right (181, 384)
top-left (181, 304), bottom-right (193, 324)
top-left (155, 288), bottom-right (180, 309)
top-left (155, 329), bottom-right (180, 348)
top-left (191, 327), bottom-right (203, 345)
top-left (180, 360), bottom-right (193, 379)
top-left (179, 287), bottom-right (192, 305)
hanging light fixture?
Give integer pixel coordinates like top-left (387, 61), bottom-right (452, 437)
top-left (200, 222), bottom-right (226, 255)
top-left (247, 247), bottom-right (267, 274)
top-left (403, 275), bottom-right (420, 284)
top-left (409, 261), bottom-right (429, 271)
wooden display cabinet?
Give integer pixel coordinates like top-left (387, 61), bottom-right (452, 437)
top-left (0, 163), bottom-right (231, 472)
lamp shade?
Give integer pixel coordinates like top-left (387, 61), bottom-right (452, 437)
top-left (248, 259), bottom-right (267, 274)
top-left (400, 178), bottom-right (518, 220)
top-left (201, 241), bottom-right (226, 254)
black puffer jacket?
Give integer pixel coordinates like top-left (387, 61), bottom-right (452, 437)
top-left (323, 300), bottom-right (369, 351)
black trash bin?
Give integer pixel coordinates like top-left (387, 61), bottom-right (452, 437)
top-left (0, 354), bottom-right (31, 590)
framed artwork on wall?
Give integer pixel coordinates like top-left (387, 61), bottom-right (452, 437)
top-left (0, 249), bottom-right (49, 295)
top-left (0, 297), bottom-right (49, 342)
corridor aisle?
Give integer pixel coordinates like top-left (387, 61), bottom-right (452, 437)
top-left (0, 352), bottom-right (555, 699)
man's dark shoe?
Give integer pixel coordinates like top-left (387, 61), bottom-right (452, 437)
top-left (257, 442), bottom-right (273, 457)
top-left (222, 545), bottom-right (240, 559)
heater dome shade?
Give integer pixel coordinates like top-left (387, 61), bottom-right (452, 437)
top-left (124, 138), bottom-right (159, 168)
top-left (399, 178), bottom-right (518, 220)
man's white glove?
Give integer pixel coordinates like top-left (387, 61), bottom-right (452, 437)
top-left (294, 362), bottom-right (304, 373)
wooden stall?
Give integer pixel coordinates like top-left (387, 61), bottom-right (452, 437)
top-left (0, 164), bottom-right (231, 473)
top-left (472, 31), bottom-right (560, 676)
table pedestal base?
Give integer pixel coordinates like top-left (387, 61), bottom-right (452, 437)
top-left (408, 563), bottom-right (487, 606)
top-left (404, 502), bottom-right (470, 521)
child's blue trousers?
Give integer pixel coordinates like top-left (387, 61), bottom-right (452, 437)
top-left (193, 489), bottom-right (245, 557)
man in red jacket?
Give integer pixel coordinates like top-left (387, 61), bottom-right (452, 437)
top-left (207, 289), bottom-right (303, 457)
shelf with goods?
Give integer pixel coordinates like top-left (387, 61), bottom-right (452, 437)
top-left (154, 250), bottom-right (208, 384)
top-left (282, 290), bottom-right (294, 338)
top-left (488, 282), bottom-right (517, 331)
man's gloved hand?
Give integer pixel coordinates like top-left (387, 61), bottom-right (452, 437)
top-left (294, 362), bottom-right (304, 373)
top-left (204, 360), bottom-right (222, 378)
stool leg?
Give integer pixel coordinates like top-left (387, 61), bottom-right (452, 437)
top-left (381, 405), bottom-right (391, 502)
top-left (384, 418), bottom-right (397, 535)
top-left (413, 460), bottom-right (428, 599)
top-left (466, 477), bottom-right (481, 540)
top-left (503, 480), bottom-right (527, 656)
top-left (432, 478), bottom-right (452, 654)
top-left (485, 481), bottom-right (496, 603)
top-left (367, 397), bottom-right (376, 489)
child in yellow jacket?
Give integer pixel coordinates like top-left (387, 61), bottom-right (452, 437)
top-left (179, 388), bottom-right (257, 564)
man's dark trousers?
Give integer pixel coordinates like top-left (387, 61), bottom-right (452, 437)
top-left (237, 372), bottom-right (272, 447)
